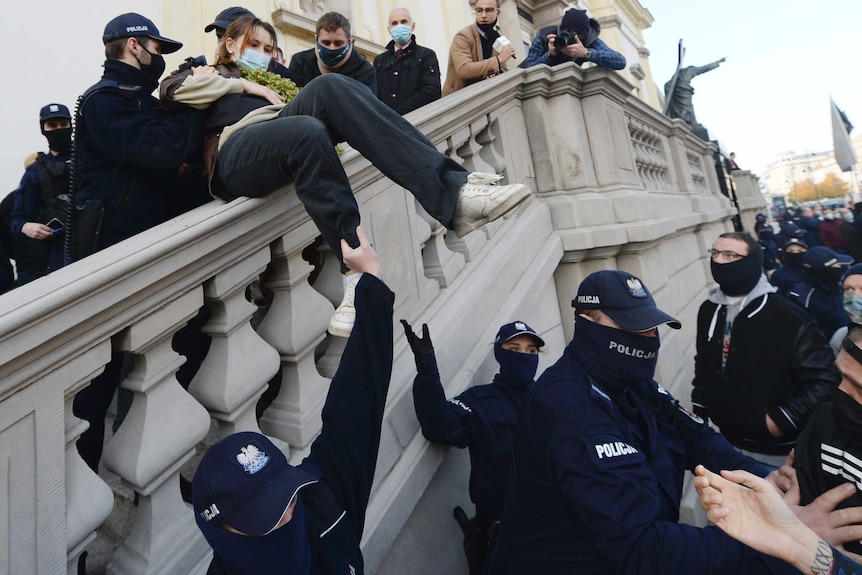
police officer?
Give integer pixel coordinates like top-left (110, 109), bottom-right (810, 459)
top-left (9, 103), bottom-right (73, 285)
top-left (490, 270), bottom-right (806, 574)
top-left (402, 319), bottom-right (544, 575)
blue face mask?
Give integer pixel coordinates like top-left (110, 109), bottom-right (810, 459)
top-left (844, 294), bottom-right (862, 324)
top-left (390, 24), bottom-right (412, 45)
top-left (237, 48), bottom-right (272, 71)
top-left (317, 42), bottom-right (351, 68)
top-left (494, 345), bottom-right (539, 386)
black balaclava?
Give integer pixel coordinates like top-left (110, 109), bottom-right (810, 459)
top-left (43, 127), bottom-right (72, 153)
top-left (494, 345), bottom-right (539, 387)
top-left (710, 245), bottom-right (764, 296)
top-left (571, 315), bottom-right (660, 391)
top-left (783, 251), bottom-right (806, 269)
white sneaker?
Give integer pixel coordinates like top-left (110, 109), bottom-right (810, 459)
top-left (452, 172), bottom-right (530, 237)
top-left (328, 275), bottom-right (360, 337)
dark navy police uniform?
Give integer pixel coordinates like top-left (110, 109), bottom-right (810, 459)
top-left (490, 343), bottom-right (799, 575)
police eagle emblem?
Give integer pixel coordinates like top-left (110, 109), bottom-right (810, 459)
top-left (236, 444), bottom-right (270, 474)
top-left (515, 322), bottom-right (527, 331)
top-left (626, 278), bottom-right (648, 298)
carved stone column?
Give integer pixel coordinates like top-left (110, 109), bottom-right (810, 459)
top-left (65, 343), bottom-right (115, 575)
top-left (188, 248), bottom-right (281, 438)
top-left (102, 288), bottom-right (212, 575)
top-left (257, 222), bottom-right (334, 453)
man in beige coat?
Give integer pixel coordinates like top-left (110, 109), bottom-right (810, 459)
top-left (442, 0), bottom-right (515, 96)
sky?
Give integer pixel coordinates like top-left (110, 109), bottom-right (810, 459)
top-left (641, 0), bottom-right (860, 178)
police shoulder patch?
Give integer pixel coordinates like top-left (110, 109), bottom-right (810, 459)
top-left (585, 434), bottom-right (645, 469)
top-left (447, 398), bottom-right (473, 413)
top-left (677, 403), bottom-right (704, 425)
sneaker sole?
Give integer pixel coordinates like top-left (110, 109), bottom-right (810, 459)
top-left (328, 322), bottom-right (353, 338)
top-left (453, 184), bottom-right (530, 238)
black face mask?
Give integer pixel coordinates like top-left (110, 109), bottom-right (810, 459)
top-left (783, 252), bottom-right (805, 268)
top-left (494, 345), bottom-right (539, 386)
top-left (138, 45), bottom-right (166, 81)
top-left (832, 388), bottom-right (862, 445)
top-left (43, 127), bottom-right (72, 153)
top-left (809, 267), bottom-right (845, 296)
top-left (710, 247), bottom-right (764, 296)
top-left (571, 316), bottom-right (660, 390)
top-left (477, 21), bottom-right (499, 39)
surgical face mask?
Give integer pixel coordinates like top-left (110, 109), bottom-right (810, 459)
top-left (138, 44), bottom-right (166, 81)
top-left (237, 48), bottom-right (272, 72)
top-left (844, 294), bottom-right (862, 324)
top-left (825, 213), bottom-right (835, 221)
top-left (390, 24), bottom-right (412, 45)
top-left (317, 42), bottom-right (351, 68)
top-left (815, 210), bottom-right (823, 217)
top-left (845, 213), bottom-right (855, 223)
top-left (44, 127), bottom-right (72, 153)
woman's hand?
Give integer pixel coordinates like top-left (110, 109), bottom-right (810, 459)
top-left (241, 79), bottom-right (284, 105)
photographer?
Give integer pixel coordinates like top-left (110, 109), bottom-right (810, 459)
top-left (522, 8), bottom-right (625, 70)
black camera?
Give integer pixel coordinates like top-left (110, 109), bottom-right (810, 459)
top-left (553, 29), bottom-right (577, 49)
top-left (178, 55), bottom-right (207, 72)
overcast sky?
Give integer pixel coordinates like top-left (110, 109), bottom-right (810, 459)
top-left (641, 0), bottom-right (859, 178)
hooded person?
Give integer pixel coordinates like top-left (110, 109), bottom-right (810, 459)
top-left (489, 269), bottom-right (806, 574)
top-left (692, 232), bottom-right (840, 468)
top-left (770, 237), bottom-right (808, 296)
top-left (403, 319), bottom-right (545, 575)
top-left (784, 246), bottom-right (853, 340)
top-left (521, 7), bottom-right (625, 70)
top-left (826, 263), bottom-right (862, 354)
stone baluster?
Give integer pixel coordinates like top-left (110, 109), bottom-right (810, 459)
top-left (101, 288), bottom-right (213, 575)
top-left (187, 247), bottom-right (281, 439)
top-left (257, 222), bottom-right (334, 456)
top-left (415, 201), bottom-right (465, 288)
top-left (65, 343), bottom-right (115, 575)
top-left (444, 126), bottom-right (489, 258)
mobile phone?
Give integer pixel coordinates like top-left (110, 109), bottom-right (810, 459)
top-left (46, 218), bottom-right (63, 230)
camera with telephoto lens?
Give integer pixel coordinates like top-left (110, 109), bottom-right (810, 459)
top-left (178, 55), bottom-right (207, 72)
top-left (553, 29), bottom-right (577, 49)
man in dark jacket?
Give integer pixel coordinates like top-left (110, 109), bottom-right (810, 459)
top-left (521, 8), bottom-right (625, 70)
top-left (490, 269), bottom-right (802, 575)
top-left (403, 319), bottom-right (544, 575)
top-left (76, 12), bottom-right (206, 251)
top-left (785, 246), bottom-right (853, 341)
top-left (373, 7), bottom-right (441, 114)
top-left (693, 232), bottom-right (840, 468)
top-left (794, 327), bottom-right (862, 557)
top-left (288, 12), bottom-right (376, 93)
top-left (193, 227), bottom-right (391, 575)
top-left (10, 103), bottom-right (73, 284)
top-left (73, 12), bottom-right (207, 472)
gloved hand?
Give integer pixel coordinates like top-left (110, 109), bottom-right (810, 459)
top-left (400, 319), bottom-right (434, 357)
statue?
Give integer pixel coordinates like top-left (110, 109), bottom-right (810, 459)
top-left (663, 40), bottom-right (725, 140)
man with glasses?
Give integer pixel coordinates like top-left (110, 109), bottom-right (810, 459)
top-left (692, 232), bottom-right (839, 468)
top-left (442, 0), bottom-right (515, 96)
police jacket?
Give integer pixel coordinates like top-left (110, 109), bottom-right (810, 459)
top-left (207, 275), bottom-right (395, 575)
top-left (288, 48), bottom-right (377, 94)
top-left (692, 292), bottom-right (839, 455)
top-left (10, 151), bottom-right (70, 274)
top-left (786, 276), bottom-right (848, 340)
top-left (76, 60), bottom-right (205, 249)
top-left (373, 37), bottom-right (441, 115)
top-left (794, 402), bottom-right (862, 555)
top-left (490, 343), bottom-right (789, 575)
top-left (412, 351), bottom-right (530, 520)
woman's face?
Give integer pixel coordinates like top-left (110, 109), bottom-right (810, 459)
top-left (228, 25), bottom-right (275, 58)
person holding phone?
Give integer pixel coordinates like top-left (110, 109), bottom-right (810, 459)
top-left (10, 103), bottom-right (73, 285)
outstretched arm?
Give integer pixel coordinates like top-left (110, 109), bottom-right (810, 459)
top-left (695, 466), bottom-right (862, 574)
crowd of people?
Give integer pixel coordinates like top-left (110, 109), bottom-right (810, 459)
top-left (10, 5), bottom-right (862, 575)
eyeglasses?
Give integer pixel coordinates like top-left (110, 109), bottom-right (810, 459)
top-left (474, 7), bottom-right (499, 15)
top-left (707, 249), bottom-right (745, 262)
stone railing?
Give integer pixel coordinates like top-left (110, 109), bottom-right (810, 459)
top-left (0, 63), bottom-right (762, 575)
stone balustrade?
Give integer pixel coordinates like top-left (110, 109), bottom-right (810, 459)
top-left (0, 63), bottom-right (764, 575)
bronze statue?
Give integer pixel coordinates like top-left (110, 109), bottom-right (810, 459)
top-left (663, 41), bottom-right (725, 137)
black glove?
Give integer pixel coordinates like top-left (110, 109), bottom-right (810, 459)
top-left (400, 319), bottom-right (434, 357)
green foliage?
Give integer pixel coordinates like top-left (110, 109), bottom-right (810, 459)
top-left (240, 68), bottom-right (300, 102)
